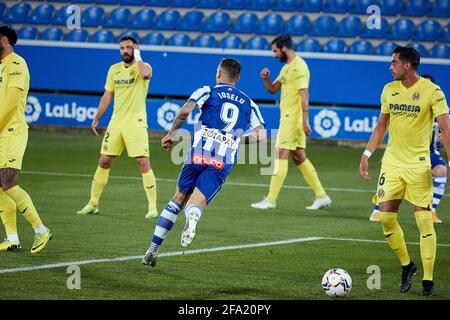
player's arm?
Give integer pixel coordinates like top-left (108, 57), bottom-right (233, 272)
top-left (132, 43), bottom-right (151, 80)
top-left (260, 68), bottom-right (281, 94)
top-left (244, 126), bottom-right (266, 144)
top-left (299, 88), bottom-right (311, 135)
top-left (91, 90), bottom-right (113, 136)
top-left (0, 87), bottom-right (21, 131)
top-left (359, 112), bottom-right (390, 181)
top-left (161, 100), bottom-right (197, 149)
top-left (437, 114), bottom-right (450, 183)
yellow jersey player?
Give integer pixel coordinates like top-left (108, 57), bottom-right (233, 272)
top-left (0, 26), bottom-right (52, 253)
top-left (77, 36), bottom-right (158, 219)
top-left (251, 34), bottom-right (331, 210)
top-left (359, 46), bottom-right (450, 296)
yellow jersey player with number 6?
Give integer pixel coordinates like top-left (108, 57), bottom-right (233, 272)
top-left (77, 36), bottom-right (158, 219)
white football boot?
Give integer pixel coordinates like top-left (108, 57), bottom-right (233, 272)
top-left (306, 196), bottom-right (332, 210)
top-left (250, 197), bottom-right (276, 209)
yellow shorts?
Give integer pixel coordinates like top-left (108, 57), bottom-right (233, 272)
top-left (0, 128), bottom-right (28, 170)
top-left (101, 127), bottom-right (149, 158)
top-left (275, 121), bottom-right (306, 150)
top-left (375, 165), bottom-right (432, 208)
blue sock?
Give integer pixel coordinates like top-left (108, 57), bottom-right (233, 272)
top-left (432, 175), bottom-right (447, 212)
top-left (150, 199), bottom-right (182, 251)
top-left (373, 203), bottom-right (380, 212)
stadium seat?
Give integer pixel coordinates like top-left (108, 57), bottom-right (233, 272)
top-left (52, 5), bottom-right (72, 25)
top-left (0, 3), bottom-right (6, 19)
top-left (272, 0), bottom-right (299, 11)
top-left (360, 17), bottom-right (388, 38)
top-left (296, 38), bottom-right (321, 52)
top-left (118, 31), bottom-right (140, 43)
top-left (196, 0), bottom-right (220, 8)
top-left (379, 0), bottom-right (402, 15)
top-left (376, 41), bottom-right (397, 56)
top-left (245, 37), bottom-right (269, 50)
top-left (105, 7), bottom-right (131, 28)
top-left (389, 19), bottom-right (415, 40)
top-left (309, 16), bottom-right (336, 36)
top-left (130, 9), bottom-right (155, 29)
top-left (350, 0), bottom-right (379, 14)
top-left (146, 0), bottom-right (170, 5)
top-left (349, 40), bottom-right (373, 55)
top-left (402, 0), bottom-right (429, 17)
top-left (121, 0), bottom-right (145, 5)
top-left (202, 12), bottom-right (231, 33)
top-left (246, 0), bottom-right (272, 10)
top-left (301, 0), bottom-right (324, 12)
top-left (429, 44), bottom-right (450, 59)
top-left (413, 20), bottom-right (441, 41)
top-left (17, 27), bottom-right (38, 40)
top-left (81, 7), bottom-right (105, 27)
top-left (177, 11), bottom-right (204, 31)
top-left (96, 0), bottom-right (120, 4)
top-left (255, 13), bottom-right (283, 35)
top-left (170, 0), bottom-right (195, 7)
top-left (66, 29), bottom-right (89, 42)
top-left (440, 23), bottom-right (450, 42)
top-left (167, 33), bottom-right (191, 46)
top-left (231, 13), bottom-right (258, 34)
top-left (334, 16), bottom-right (361, 37)
top-left (71, 0), bottom-right (94, 3)
top-left (142, 32), bottom-right (165, 45)
top-left (323, 39), bottom-right (348, 53)
top-left (40, 27), bottom-right (64, 41)
top-left (323, 0), bottom-right (351, 13)
top-left (28, 4), bottom-right (55, 24)
top-left (284, 15), bottom-right (310, 36)
top-left (3, 2), bottom-right (31, 23)
top-left (153, 10), bottom-right (181, 30)
top-left (407, 43), bottom-right (426, 57)
top-left (221, 0), bottom-right (247, 9)
top-left (91, 29), bottom-right (114, 43)
top-left (427, 0), bottom-right (450, 18)
top-left (220, 35), bottom-right (243, 49)
top-left (194, 34), bottom-right (216, 48)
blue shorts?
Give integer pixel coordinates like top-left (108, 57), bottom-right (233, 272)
top-left (430, 149), bottom-right (446, 169)
top-left (177, 163), bottom-right (234, 204)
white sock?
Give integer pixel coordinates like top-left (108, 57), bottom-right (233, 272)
top-left (34, 224), bottom-right (47, 234)
top-left (7, 234), bottom-right (20, 244)
top-left (185, 205), bottom-right (203, 220)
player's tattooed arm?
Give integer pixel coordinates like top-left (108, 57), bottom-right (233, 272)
top-left (162, 100), bottom-right (197, 149)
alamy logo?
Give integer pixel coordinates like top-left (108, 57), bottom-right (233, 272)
top-left (313, 109), bottom-right (341, 138)
top-left (26, 96), bottom-right (42, 123)
top-left (157, 102), bottom-right (181, 131)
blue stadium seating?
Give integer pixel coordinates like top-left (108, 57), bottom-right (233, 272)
top-left (414, 20), bottom-right (441, 41)
top-left (146, 0), bottom-right (170, 6)
top-left (18, 26), bottom-right (38, 40)
top-left (309, 15), bottom-right (336, 36)
top-left (297, 38), bottom-right (321, 52)
top-left (28, 4), bottom-right (55, 25)
top-left (379, 0), bottom-right (402, 15)
top-left (196, 0), bottom-right (220, 8)
top-left (301, 0), bottom-right (324, 12)
top-left (170, 0), bottom-right (195, 7)
top-left (117, 31), bottom-right (140, 43)
top-left (324, 39), bottom-right (348, 53)
top-left (105, 7), bottom-right (131, 28)
top-left (389, 19), bottom-right (415, 40)
top-left (350, 0), bottom-right (379, 14)
top-left (91, 30), bottom-right (114, 43)
top-left (323, 0), bottom-right (351, 13)
top-left (360, 17), bottom-right (388, 38)
top-left (441, 23), bottom-right (450, 42)
top-left (427, 0), bottom-right (450, 18)
top-left (334, 16), bottom-right (361, 37)
top-left (130, 9), bottom-right (155, 29)
top-left (231, 13), bottom-right (258, 34)
top-left (142, 32), bottom-right (165, 45)
top-left (202, 12), bottom-right (230, 32)
top-left (429, 44), bottom-right (450, 58)
top-left (272, 0), bottom-right (299, 11)
top-left (194, 34), bottom-right (216, 47)
top-left (349, 40), bottom-right (373, 55)
top-left (153, 10), bottom-right (181, 30)
top-left (0, 3), bottom-right (6, 19)
top-left (177, 11), bottom-right (204, 31)
top-left (96, 0), bottom-right (120, 4)
top-left (52, 5), bottom-right (72, 25)
top-left (255, 13), bottom-right (283, 35)
top-left (407, 43), bottom-right (426, 57)
top-left (402, 0), bottom-right (429, 17)
top-left (221, 0), bottom-right (247, 9)
top-left (121, 0), bottom-right (145, 5)
top-left (40, 27), bottom-right (64, 41)
top-left (245, 36), bottom-right (269, 50)
top-left (376, 41), bottom-right (398, 56)
top-left (167, 33), bottom-right (191, 46)
top-left (284, 15), bottom-right (310, 36)
top-left (81, 7), bottom-right (105, 27)
top-left (220, 35), bottom-right (243, 49)
top-left (66, 29), bottom-right (89, 42)
top-left (246, 0), bottom-right (272, 10)
top-left (3, 2), bottom-right (31, 23)
top-left (71, 0), bottom-right (94, 3)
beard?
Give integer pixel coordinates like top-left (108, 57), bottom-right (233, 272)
top-left (278, 52), bottom-right (288, 63)
top-left (122, 53), bottom-right (134, 63)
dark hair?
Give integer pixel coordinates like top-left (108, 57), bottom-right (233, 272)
top-left (219, 58), bottom-right (241, 81)
top-left (393, 46), bottom-right (420, 70)
top-left (119, 36), bottom-right (137, 44)
top-left (421, 74), bottom-right (435, 83)
top-left (271, 34), bottom-right (292, 50)
top-left (0, 25), bottom-right (17, 46)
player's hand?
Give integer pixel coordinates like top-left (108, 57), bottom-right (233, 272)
top-left (260, 68), bottom-right (270, 80)
top-left (91, 118), bottom-right (99, 136)
top-left (359, 156), bottom-right (370, 181)
top-left (161, 133), bottom-right (174, 149)
top-left (303, 122), bottom-right (312, 136)
top-left (132, 42), bottom-right (139, 51)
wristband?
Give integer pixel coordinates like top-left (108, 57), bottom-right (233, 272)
top-left (134, 49), bottom-right (142, 62)
top-left (363, 149), bottom-right (372, 158)
top-left (448, 161), bottom-right (450, 167)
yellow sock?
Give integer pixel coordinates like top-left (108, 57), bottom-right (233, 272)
top-left (142, 169), bottom-right (157, 212)
top-left (415, 211), bottom-right (436, 281)
top-left (297, 159), bottom-right (326, 198)
top-left (267, 159), bottom-right (288, 204)
top-left (5, 186), bottom-right (42, 229)
top-left (379, 212), bottom-right (410, 266)
top-left (89, 166), bottom-right (110, 206)
top-left (0, 189), bottom-right (17, 235)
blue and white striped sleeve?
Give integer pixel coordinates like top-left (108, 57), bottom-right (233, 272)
top-left (249, 99), bottom-right (265, 130)
top-left (188, 86), bottom-right (211, 108)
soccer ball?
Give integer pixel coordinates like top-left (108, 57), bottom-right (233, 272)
top-left (321, 268), bottom-right (352, 298)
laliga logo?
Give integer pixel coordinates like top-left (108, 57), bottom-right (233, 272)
top-left (157, 102), bottom-right (180, 130)
top-left (25, 96), bottom-right (42, 123)
top-left (313, 109), bottom-right (341, 138)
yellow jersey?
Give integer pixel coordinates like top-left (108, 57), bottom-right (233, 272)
top-left (275, 55), bottom-right (310, 124)
top-left (381, 77), bottom-right (448, 168)
top-left (104, 61), bottom-right (151, 128)
top-left (0, 52), bottom-right (29, 137)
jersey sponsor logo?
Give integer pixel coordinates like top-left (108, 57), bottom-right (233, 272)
top-left (25, 96), bottom-right (42, 123)
top-left (114, 78), bottom-right (135, 86)
top-left (313, 109), bottom-right (341, 138)
top-left (412, 92), bottom-right (420, 101)
top-left (191, 154), bottom-right (224, 170)
top-left (201, 127), bottom-right (238, 150)
top-left (8, 72), bottom-right (22, 76)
